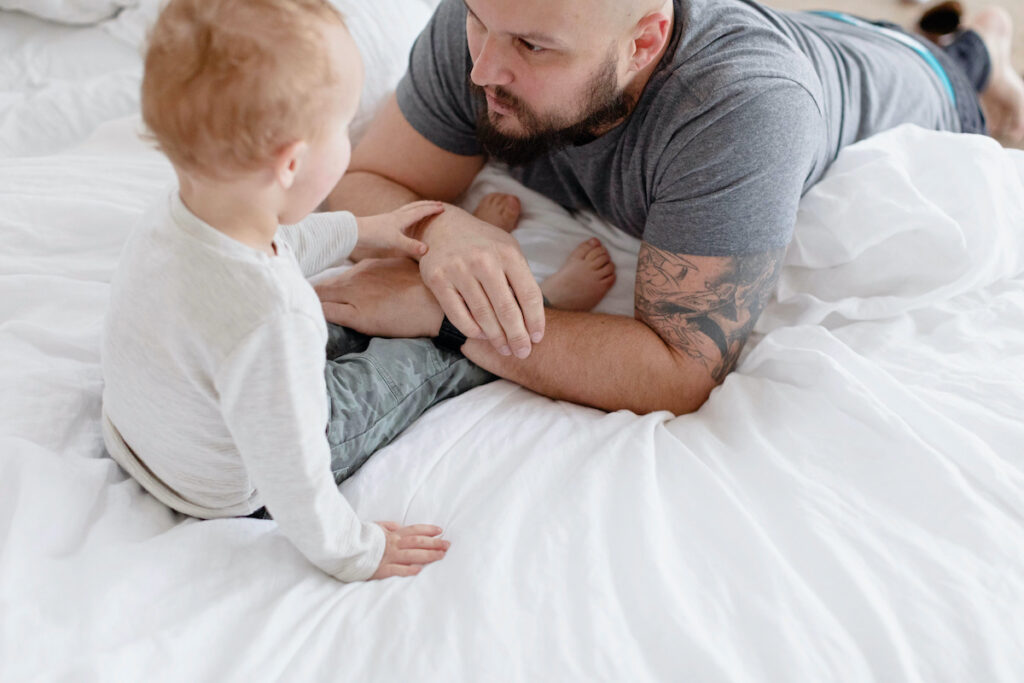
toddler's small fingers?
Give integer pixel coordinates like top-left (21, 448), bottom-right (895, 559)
top-left (397, 524), bottom-right (444, 537)
top-left (398, 535), bottom-right (451, 551)
top-left (399, 236), bottom-right (428, 258)
top-left (398, 549), bottom-right (446, 565)
top-left (400, 202), bottom-right (445, 226)
top-left (378, 564), bottom-right (422, 579)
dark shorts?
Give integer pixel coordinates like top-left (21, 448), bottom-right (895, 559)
top-left (871, 20), bottom-right (991, 135)
top-left (818, 11), bottom-right (991, 136)
top-left (922, 29), bottom-right (991, 135)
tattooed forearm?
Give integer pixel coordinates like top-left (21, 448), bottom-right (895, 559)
top-left (635, 243), bottom-right (785, 383)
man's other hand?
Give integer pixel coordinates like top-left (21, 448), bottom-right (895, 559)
top-left (314, 258), bottom-right (444, 338)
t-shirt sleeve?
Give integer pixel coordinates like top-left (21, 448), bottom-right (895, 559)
top-left (644, 84), bottom-right (823, 256)
top-left (277, 211), bottom-right (358, 277)
top-left (395, 0), bottom-right (482, 156)
top-left (215, 311), bottom-right (385, 582)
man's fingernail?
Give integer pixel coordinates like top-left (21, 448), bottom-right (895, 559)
top-left (499, 345), bottom-right (512, 356)
top-left (514, 346), bottom-right (530, 359)
top-left (531, 332), bottom-right (543, 343)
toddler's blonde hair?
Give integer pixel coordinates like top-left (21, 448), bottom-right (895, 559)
top-left (141, 0), bottom-right (348, 179)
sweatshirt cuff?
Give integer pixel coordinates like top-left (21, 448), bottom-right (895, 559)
top-left (331, 520), bottom-right (386, 582)
top-left (304, 211), bottom-right (359, 268)
top-left (279, 211), bottom-right (359, 276)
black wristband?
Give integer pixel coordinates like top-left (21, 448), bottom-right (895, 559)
top-left (432, 315), bottom-right (468, 352)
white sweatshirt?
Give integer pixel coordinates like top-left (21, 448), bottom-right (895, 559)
top-left (101, 188), bottom-right (385, 582)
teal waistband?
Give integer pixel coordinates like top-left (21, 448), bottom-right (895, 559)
top-left (812, 10), bottom-right (957, 107)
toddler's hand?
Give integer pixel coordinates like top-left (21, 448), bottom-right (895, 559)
top-left (356, 201), bottom-right (444, 260)
top-left (370, 521), bottom-right (450, 579)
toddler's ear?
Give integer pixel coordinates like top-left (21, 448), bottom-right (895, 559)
top-left (273, 140), bottom-right (308, 189)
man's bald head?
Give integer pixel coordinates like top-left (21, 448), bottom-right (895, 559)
top-left (590, 0), bottom-right (674, 37)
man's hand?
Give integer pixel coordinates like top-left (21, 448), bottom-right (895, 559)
top-left (354, 200), bottom-right (443, 260)
top-left (370, 521), bottom-right (450, 579)
top-left (314, 257), bottom-right (444, 338)
top-left (415, 205), bottom-right (545, 359)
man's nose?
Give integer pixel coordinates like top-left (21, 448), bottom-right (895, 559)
top-left (470, 36), bottom-right (513, 87)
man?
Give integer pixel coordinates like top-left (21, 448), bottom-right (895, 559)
top-left (319, 0), bottom-right (1024, 415)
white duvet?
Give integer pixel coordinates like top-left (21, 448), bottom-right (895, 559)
top-left (2, 4), bottom-right (1024, 681)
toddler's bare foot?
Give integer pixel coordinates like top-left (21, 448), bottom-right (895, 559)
top-left (541, 238), bottom-right (616, 312)
top-left (473, 193), bottom-right (522, 233)
top-left (965, 7), bottom-right (1024, 143)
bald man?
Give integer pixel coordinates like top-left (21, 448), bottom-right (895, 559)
top-left (319, 0), bottom-right (1024, 415)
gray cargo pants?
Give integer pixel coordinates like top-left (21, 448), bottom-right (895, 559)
top-left (322, 323), bottom-right (495, 483)
top-left (247, 324), bottom-right (493, 520)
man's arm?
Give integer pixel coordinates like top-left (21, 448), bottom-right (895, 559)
top-left (325, 95), bottom-right (545, 357)
top-left (460, 243), bottom-right (785, 415)
top-left (326, 94), bottom-right (485, 215)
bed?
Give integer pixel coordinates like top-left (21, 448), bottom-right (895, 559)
top-left (2, 1), bottom-right (1023, 680)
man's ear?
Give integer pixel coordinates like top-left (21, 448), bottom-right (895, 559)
top-left (629, 11), bottom-right (672, 73)
top-left (273, 140), bottom-right (308, 189)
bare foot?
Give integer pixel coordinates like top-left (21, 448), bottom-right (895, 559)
top-left (473, 193), bottom-right (522, 233)
top-left (541, 238), bottom-right (616, 312)
top-left (964, 7), bottom-right (1024, 143)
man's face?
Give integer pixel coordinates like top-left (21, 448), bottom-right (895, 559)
top-left (464, 0), bottom-right (635, 165)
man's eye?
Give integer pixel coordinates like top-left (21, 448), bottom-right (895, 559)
top-left (519, 39), bottom-right (544, 53)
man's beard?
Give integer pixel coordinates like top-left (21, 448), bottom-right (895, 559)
top-left (471, 57), bottom-right (635, 167)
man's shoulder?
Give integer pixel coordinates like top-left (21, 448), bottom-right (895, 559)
top-left (652, 0), bottom-right (825, 117)
top-left (639, 69), bottom-right (824, 161)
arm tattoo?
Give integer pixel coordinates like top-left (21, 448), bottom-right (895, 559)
top-left (635, 243), bottom-right (785, 384)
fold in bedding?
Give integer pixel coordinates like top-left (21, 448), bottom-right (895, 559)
top-left (2, 3), bottom-right (1023, 680)
top-left (2, 116), bottom-right (1023, 680)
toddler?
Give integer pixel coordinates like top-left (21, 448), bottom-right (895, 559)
top-left (102, 0), bottom-right (615, 582)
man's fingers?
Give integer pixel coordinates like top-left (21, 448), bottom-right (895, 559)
top-left (376, 521), bottom-right (400, 532)
top-left (398, 535), bottom-right (451, 551)
top-left (321, 302), bottom-right (358, 327)
top-left (477, 267), bottom-right (531, 358)
top-left (507, 262), bottom-right (546, 344)
top-left (431, 281), bottom-right (485, 340)
top-left (453, 274), bottom-right (511, 353)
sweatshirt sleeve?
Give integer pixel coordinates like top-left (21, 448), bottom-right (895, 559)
top-left (215, 310), bottom-right (385, 582)
top-left (277, 211), bottom-right (359, 277)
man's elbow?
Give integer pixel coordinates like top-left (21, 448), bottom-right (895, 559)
top-left (636, 380), bottom-right (713, 416)
top-left (630, 357), bottom-right (717, 416)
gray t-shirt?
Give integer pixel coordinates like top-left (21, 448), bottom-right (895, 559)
top-left (396, 0), bottom-right (960, 257)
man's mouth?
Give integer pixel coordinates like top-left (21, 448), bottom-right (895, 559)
top-left (484, 89), bottom-right (516, 116)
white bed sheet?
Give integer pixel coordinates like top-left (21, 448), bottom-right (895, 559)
top-left (2, 5), bottom-right (1024, 681)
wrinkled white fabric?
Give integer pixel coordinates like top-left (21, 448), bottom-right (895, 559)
top-left (0, 0), bottom-right (134, 25)
top-left (2, 5), bottom-right (1023, 681)
top-left (1, 0), bottom-right (440, 158)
